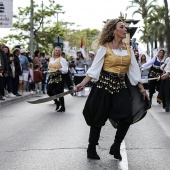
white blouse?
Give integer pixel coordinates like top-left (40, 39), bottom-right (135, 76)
top-left (141, 56), bottom-right (165, 70)
top-left (164, 57), bottom-right (170, 73)
top-left (86, 46), bottom-right (142, 86)
top-left (49, 57), bottom-right (68, 74)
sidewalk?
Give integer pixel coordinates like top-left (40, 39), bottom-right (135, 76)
top-left (0, 93), bottom-right (35, 108)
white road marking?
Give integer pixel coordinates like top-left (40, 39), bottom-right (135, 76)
top-left (118, 141), bottom-right (129, 170)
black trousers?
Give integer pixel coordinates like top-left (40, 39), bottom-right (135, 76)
top-left (0, 76), bottom-right (4, 96)
top-left (62, 73), bottom-right (73, 90)
top-left (158, 77), bottom-right (170, 110)
top-left (13, 75), bottom-right (19, 95)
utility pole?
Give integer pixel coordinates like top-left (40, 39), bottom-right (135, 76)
top-left (30, 0), bottom-right (34, 58)
top-left (42, 1), bottom-right (43, 29)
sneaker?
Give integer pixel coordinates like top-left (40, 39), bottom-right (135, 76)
top-left (23, 91), bottom-right (29, 95)
top-left (0, 96), bottom-right (5, 100)
top-left (8, 93), bottom-right (16, 97)
top-left (29, 91), bottom-right (34, 94)
top-left (36, 94), bottom-right (42, 97)
top-left (16, 93), bottom-right (22, 96)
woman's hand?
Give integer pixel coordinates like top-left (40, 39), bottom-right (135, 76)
top-left (138, 82), bottom-right (149, 100)
top-left (76, 75), bottom-right (92, 92)
top-left (161, 73), bottom-right (169, 80)
top-left (140, 89), bottom-right (149, 100)
top-left (76, 83), bottom-right (84, 92)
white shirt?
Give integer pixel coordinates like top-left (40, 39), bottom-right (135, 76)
top-left (86, 46), bottom-right (142, 85)
top-left (49, 57), bottom-right (68, 74)
top-left (160, 57), bottom-right (170, 72)
top-left (164, 57), bottom-right (170, 73)
top-left (141, 56), bottom-right (165, 70)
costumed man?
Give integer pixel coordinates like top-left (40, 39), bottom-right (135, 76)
top-left (61, 52), bottom-right (74, 94)
top-left (47, 46), bottom-right (68, 112)
top-left (141, 49), bottom-right (165, 104)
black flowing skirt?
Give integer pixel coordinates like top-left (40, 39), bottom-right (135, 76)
top-left (83, 76), bottom-right (151, 127)
top-left (47, 73), bottom-right (64, 96)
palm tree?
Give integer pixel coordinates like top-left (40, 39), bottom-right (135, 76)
top-left (126, 0), bottom-right (157, 19)
top-left (126, 0), bottom-right (157, 54)
top-left (164, 0), bottom-right (170, 56)
top-left (146, 6), bottom-right (166, 48)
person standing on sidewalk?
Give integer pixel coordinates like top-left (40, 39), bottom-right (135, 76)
top-left (34, 64), bottom-right (43, 97)
top-left (0, 43), bottom-right (8, 100)
top-left (18, 49), bottom-right (29, 95)
top-left (76, 19), bottom-right (150, 161)
top-left (13, 48), bottom-right (22, 96)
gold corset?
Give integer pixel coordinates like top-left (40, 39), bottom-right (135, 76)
top-left (103, 44), bottom-right (131, 74)
top-left (49, 57), bottom-right (62, 72)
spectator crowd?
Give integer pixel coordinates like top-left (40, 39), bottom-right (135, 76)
top-left (0, 43), bottom-right (96, 101)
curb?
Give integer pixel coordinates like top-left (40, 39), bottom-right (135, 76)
top-left (0, 94), bottom-right (35, 108)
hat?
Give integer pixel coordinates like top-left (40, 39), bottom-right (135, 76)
top-left (15, 45), bottom-right (21, 49)
top-left (20, 48), bottom-right (27, 53)
top-left (89, 51), bottom-right (95, 55)
top-left (13, 48), bottom-right (20, 53)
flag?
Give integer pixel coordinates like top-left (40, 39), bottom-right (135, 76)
top-left (79, 37), bottom-right (86, 58)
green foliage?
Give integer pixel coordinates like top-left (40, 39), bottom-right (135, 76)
top-left (64, 28), bottom-right (100, 51)
top-left (1, 0), bottom-right (100, 55)
top-left (1, 0), bottom-right (66, 53)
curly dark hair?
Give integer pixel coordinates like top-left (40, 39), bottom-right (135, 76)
top-left (97, 19), bottom-right (123, 46)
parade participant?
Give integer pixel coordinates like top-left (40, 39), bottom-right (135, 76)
top-left (141, 49), bottom-right (165, 104)
top-left (47, 46), bottom-right (68, 112)
top-left (61, 52), bottom-right (74, 93)
top-left (76, 19), bottom-right (150, 161)
top-left (74, 50), bottom-right (86, 96)
top-left (159, 55), bottom-right (170, 111)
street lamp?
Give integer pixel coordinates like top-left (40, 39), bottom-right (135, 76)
top-left (53, 35), bottom-right (63, 51)
top-left (56, 11), bottom-right (65, 23)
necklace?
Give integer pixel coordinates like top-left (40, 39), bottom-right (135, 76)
top-left (112, 41), bottom-right (124, 51)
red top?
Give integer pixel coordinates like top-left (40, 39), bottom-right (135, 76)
top-left (34, 70), bottom-right (43, 83)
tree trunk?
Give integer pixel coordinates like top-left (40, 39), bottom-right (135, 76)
top-left (164, 0), bottom-right (170, 56)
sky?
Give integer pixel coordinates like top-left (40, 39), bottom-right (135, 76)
top-left (0, 0), bottom-right (165, 50)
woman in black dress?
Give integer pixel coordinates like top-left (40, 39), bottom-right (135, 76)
top-left (76, 19), bottom-right (150, 161)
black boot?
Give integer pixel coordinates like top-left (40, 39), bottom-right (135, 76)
top-left (54, 100), bottom-right (60, 111)
top-left (57, 97), bottom-right (65, 112)
top-left (87, 144), bottom-right (100, 160)
top-left (87, 126), bottom-right (101, 160)
top-left (109, 122), bottom-right (130, 160)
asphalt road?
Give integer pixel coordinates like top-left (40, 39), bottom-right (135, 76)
top-left (0, 91), bottom-right (170, 170)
